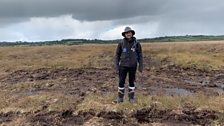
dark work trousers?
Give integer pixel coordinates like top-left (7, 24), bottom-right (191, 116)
top-left (119, 66), bottom-right (137, 88)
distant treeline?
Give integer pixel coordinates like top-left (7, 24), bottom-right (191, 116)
top-left (1, 35), bottom-right (224, 47)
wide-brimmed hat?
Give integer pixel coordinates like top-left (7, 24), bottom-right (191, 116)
top-left (122, 26), bottom-right (135, 37)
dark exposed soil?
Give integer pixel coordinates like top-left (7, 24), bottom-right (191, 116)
top-left (0, 64), bottom-right (223, 125)
top-left (0, 106), bottom-right (222, 126)
top-left (133, 106), bottom-right (220, 125)
top-left (1, 64), bottom-right (223, 97)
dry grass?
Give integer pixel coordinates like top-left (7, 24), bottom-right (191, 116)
top-left (77, 92), bottom-right (224, 114)
top-left (142, 41), bottom-right (224, 70)
top-left (0, 44), bottom-right (114, 71)
top-left (0, 41), bottom-right (223, 72)
top-left (0, 91), bottom-right (79, 113)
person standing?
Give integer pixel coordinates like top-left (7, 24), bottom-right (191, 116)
top-left (113, 26), bottom-right (143, 103)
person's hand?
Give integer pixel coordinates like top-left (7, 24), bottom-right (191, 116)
top-left (138, 66), bottom-right (143, 73)
top-left (115, 68), bottom-right (119, 74)
top-left (138, 69), bottom-right (142, 73)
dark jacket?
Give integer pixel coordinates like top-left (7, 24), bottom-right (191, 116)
top-left (115, 37), bottom-right (143, 71)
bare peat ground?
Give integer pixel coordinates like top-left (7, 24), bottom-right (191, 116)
top-left (0, 42), bottom-right (224, 126)
top-left (0, 64), bottom-right (223, 125)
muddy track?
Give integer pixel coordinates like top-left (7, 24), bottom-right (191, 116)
top-left (142, 65), bottom-right (224, 96)
top-left (0, 67), bottom-right (114, 85)
top-left (0, 67), bottom-right (118, 97)
top-left (0, 66), bottom-right (223, 125)
top-left (133, 105), bottom-right (221, 125)
top-left (1, 65), bottom-right (223, 96)
top-left (0, 105), bottom-right (222, 126)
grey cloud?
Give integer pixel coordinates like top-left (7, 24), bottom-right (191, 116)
top-left (0, 17), bottom-right (29, 27)
top-left (1, 0), bottom-right (224, 22)
top-left (0, 0), bottom-right (171, 21)
top-left (1, 0), bottom-right (224, 27)
top-left (1, 0), bottom-right (224, 41)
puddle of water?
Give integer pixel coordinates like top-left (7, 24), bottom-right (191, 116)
top-left (215, 74), bottom-right (224, 80)
top-left (205, 87), bottom-right (224, 96)
top-left (148, 86), bottom-right (193, 96)
top-left (215, 88), bottom-right (224, 95)
top-left (184, 79), bottom-right (200, 85)
top-left (214, 83), bottom-right (224, 87)
top-left (164, 88), bottom-right (193, 96)
top-left (15, 90), bottom-right (40, 96)
top-left (184, 79), bottom-right (224, 88)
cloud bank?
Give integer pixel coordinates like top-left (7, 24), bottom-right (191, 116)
top-left (0, 0), bottom-right (224, 41)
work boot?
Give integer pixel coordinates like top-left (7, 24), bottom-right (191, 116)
top-left (128, 87), bottom-right (135, 103)
top-left (112, 88), bottom-right (124, 104)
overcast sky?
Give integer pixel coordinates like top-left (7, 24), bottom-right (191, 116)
top-left (0, 0), bottom-right (224, 41)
